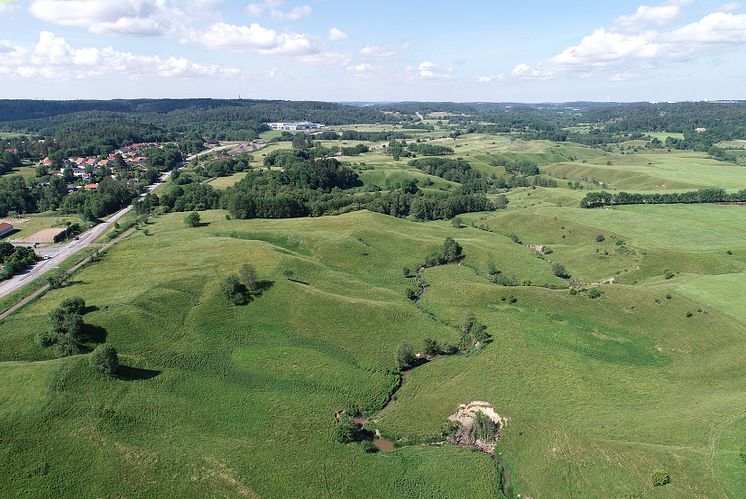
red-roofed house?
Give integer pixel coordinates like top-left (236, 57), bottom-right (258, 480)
top-left (42, 157), bottom-right (54, 167)
top-left (0, 222), bottom-right (14, 238)
top-left (84, 183), bottom-right (99, 190)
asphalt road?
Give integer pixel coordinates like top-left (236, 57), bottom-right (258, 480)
top-left (0, 172), bottom-right (170, 299)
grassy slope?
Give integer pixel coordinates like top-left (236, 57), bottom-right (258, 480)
top-left (3, 136), bottom-right (746, 496)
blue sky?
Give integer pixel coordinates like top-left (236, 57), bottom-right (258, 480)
top-left (0, 0), bottom-right (745, 101)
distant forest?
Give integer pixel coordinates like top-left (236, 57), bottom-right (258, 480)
top-left (0, 99), bottom-right (402, 143)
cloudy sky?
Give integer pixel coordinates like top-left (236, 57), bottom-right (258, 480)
top-left (1, 0), bottom-right (745, 101)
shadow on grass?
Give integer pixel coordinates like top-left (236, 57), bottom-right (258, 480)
top-left (82, 305), bottom-right (99, 315)
top-left (116, 365), bottom-right (161, 381)
top-left (250, 279), bottom-right (274, 299)
top-left (80, 324), bottom-right (107, 345)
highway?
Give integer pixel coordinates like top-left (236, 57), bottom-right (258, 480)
top-left (0, 172), bottom-right (170, 299)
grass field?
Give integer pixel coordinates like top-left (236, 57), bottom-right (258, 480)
top-left (3, 130), bottom-right (746, 497)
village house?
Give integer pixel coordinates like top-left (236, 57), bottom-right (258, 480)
top-left (0, 222), bottom-right (14, 239)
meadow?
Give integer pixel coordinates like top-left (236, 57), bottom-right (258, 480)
top-left (2, 126), bottom-right (746, 497)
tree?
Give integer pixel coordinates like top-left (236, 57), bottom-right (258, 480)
top-left (552, 262), bottom-right (570, 279)
top-left (239, 263), bottom-right (258, 292)
top-left (441, 237), bottom-right (463, 263)
top-left (184, 211), bottom-right (201, 227)
top-left (59, 296), bottom-right (86, 316)
top-left (90, 344), bottom-right (119, 376)
top-left (395, 342), bottom-right (417, 370)
top-left (222, 275), bottom-right (248, 305)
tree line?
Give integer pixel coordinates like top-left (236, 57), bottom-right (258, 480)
top-left (580, 188), bottom-right (746, 208)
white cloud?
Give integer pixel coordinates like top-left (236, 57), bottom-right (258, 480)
top-left (347, 62), bottom-right (381, 79)
top-left (509, 3), bottom-right (746, 80)
top-left (246, 0), bottom-right (311, 21)
top-left (612, 3), bottom-right (683, 32)
top-left (201, 22), bottom-right (315, 55)
top-left (327, 27), bottom-right (347, 41)
top-left (7, 31), bottom-right (240, 80)
top-left (28, 0), bottom-right (177, 36)
top-left (406, 60), bottom-right (451, 80)
top-left (360, 44), bottom-right (396, 57)
top-left (298, 51), bottom-right (349, 66)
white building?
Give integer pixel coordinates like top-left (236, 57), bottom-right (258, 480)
top-left (267, 122), bottom-right (325, 131)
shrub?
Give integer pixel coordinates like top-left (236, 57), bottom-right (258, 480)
top-left (59, 296), bottom-right (86, 316)
top-left (596, 234), bottom-right (605, 242)
top-left (34, 330), bottom-right (57, 348)
top-left (90, 344), bottom-right (119, 376)
top-left (473, 411), bottom-right (498, 442)
top-left (727, 250), bottom-right (733, 255)
top-left (184, 211), bottom-right (201, 227)
top-left (651, 470), bottom-right (671, 487)
top-left (666, 294), bottom-right (672, 300)
top-left (402, 267), bottom-right (415, 278)
top-left (222, 275), bottom-right (248, 305)
top-left (335, 415), bottom-right (357, 443)
top-left (46, 272), bottom-right (67, 289)
top-left (451, 217), bottom-right (463, 228)
top-left (510, 234), bottom-right (522, 244)
top-left (552, 262), bottom-right (570, 278)
top-left (361, 440), bottom-right (378, 453)
top-left (239, 263), bottom-right (258, 291)
top-left (54, 333), bottom-right (80, 358)
top-left (395, 342), bottom-right (417, 370)
top-left (588, 288), bottom-right (602, 299)
top-left (664, 270), bottom-right (675, 280)
top-left (422, 338), bottom-right (440, 357)
top-left (441, 238), bottom-right (463, 263)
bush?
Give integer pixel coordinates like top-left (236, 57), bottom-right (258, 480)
top-left (184, 211), bottom-right (201, 227)
top-left (46, 272), bottom-right (67, 289)
top-left (402, 267), bottom-right (415, 278)
top-left (441, 238), bottom-right (463, 263)
top-left (54, 333), bottom-right (80, 358)
top-left (664, 270), bottom-right (675, 280)
top-left (651, 470), bottom-right (671, 487)
top-left (59, 296), bottom-right (86, 316)
top-left (552, 262), bottom-right (570, 279)
top-left (90, 344), bottom-right (119, 376)
top-left (335, 415), bottom-right (357, 443)
top-left (422, 338), bottom-right (440, 357)
top-left (222, 275), bottom-right (248, 305)
top-left (451, 217), bottom-right (463, 228)
top-left (588, 288), bottom-right (602, 299)
top-left (361, 440), bottom-right (378, 453)
top-left (239, 263), bottom-right (258, 291)
top-left (395, 342), bottom-right (417, 370)
top-left (34, 330), bottom-right (57, 348)
top-left (596, 234), bottom-right (605, 242)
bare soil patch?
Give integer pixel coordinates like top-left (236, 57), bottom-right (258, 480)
top-left (21, 228), bottom-right (66, 244)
